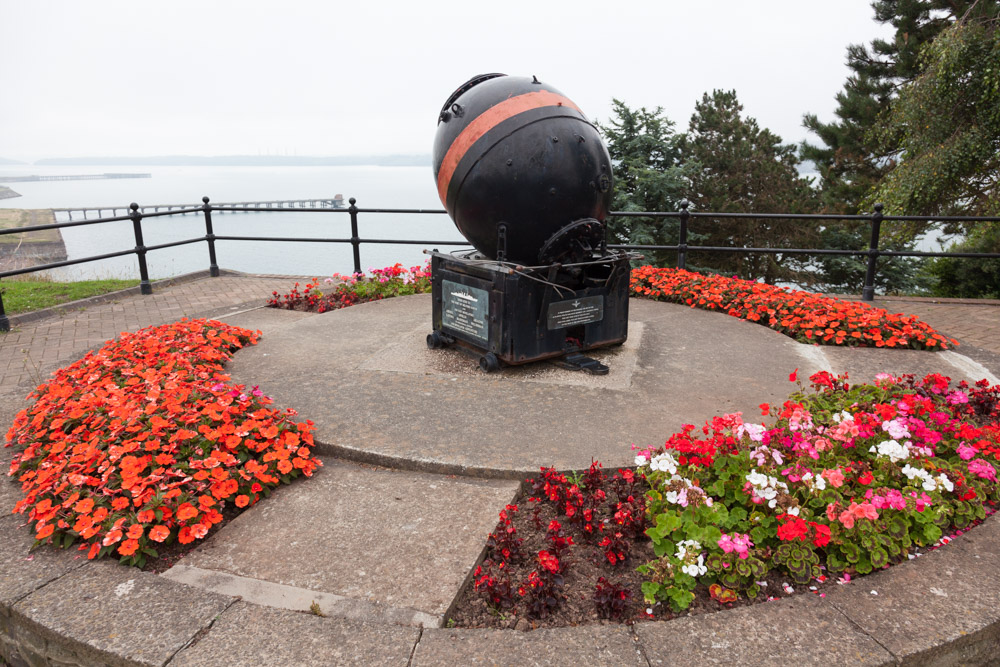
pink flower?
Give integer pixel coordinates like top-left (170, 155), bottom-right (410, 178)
top-left (957, 443), bottom-right (978, 460)
top-left (968, 459), bottom-right (997, 482)
top-left (822, 468), bottom-right (845, 488)
top-left (946, 391), bottom-right (968, 405)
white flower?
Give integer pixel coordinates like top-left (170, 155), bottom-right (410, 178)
top-left (936, 474), bottom-right (954, 493)
top-left (832, 411), bottom-right (853, 424)
top-left (874, 439), bottom-right (910, 463)
top-left (787, 506), bottom-right (800, 516)
top-left (635, 454), bottom-right (648, 466)
top-left (650, 452), bottom-right (679, 475)
top-left (681, 558), bottom-right (708, 578)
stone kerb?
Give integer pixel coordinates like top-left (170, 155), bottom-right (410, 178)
top-left (3, 291), bottom-right (1000, 665)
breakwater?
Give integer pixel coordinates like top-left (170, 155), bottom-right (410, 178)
top-left (0, 173), bottom-right (151, 183)
top-left (0, 174), bottom-right (153, 183)
top-left (0, 186), bottom-right (20, 200)
top-left (53, 197), bottom-right (348, 220)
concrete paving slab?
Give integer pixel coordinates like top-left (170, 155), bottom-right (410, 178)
top-left (1, 389), bottom-right (33, 515)
top-left (229, 296), bottom-right (824, 475)
top-left (229, 295), bottom-right (979, 476)
top-left (0, 516), bottom-right (85, 607)
top-left (169, 458), bottom-right (518, 626)
top-left (361, 321), bottom-right (645, 391)
top-left (168, 601), bottom-right (419, 667)
top-left (826, 516), bottom-right (1000, 666)
top-left (216, 305), bottom-right (316, 333)
top-left (818, 346), bottom-right (998, 385)
top-left (11, 561), bottom-right (234, 667)
top-left (413, 625), bottom-right (644, 666)
top-left (635, 594), bottom-right (893, 666)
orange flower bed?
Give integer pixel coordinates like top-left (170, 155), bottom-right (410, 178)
top-left (5, 319), bottom-right (321, 567)
top-left (630, 267), bottom-right (957, 350)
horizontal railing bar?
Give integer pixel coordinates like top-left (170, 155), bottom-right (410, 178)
top-left (135, 207), bottom-right (204, 218)
top-left (608, 211), bottom-right (1000, 223)
top-left (879, 250), bottom-right (1000, 258)
top-left (214, 235), bottom-right (353, 243)
top-left (609, 244), bottom-right (865, 256)
top-left (0, 247), bottom-right (138, 279)
top-left (210, 206), bottom-right (350, 213)
top-left (0, 214), bottom-right (134, 236)
top-left (213, 235), bottom-right (469, 246)
top-left (142, 237), bottom-right (207, 252)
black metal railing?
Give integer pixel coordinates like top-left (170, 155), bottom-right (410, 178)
top-left (1, 196), bottom-right (998, 332)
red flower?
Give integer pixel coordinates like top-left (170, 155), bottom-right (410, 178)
top-left (789, 369), bottom-right (799, 383)
top-left (858, 471), bottom-right (874, 485)
top-left (776, 515), bottom-right (809, 542)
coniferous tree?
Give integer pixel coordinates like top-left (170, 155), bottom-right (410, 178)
top-left (801, 0), bottom-right (992, 214)
top-left (682, 90), bottom-right (820, 285)
top-left (596, 100), bottom-right (693, 266)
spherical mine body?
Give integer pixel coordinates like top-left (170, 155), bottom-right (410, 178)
top-left (432, 74), bottom-right (613, 265)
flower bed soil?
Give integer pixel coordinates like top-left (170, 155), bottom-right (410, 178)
top-left (448, 470), bottom-right (996, 631)
top-left (449, 371), bottom-right (1000, 629)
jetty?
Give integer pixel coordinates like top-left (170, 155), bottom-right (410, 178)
top-left (0, 173), bottom-right (151, 183)
top-left (53, 196), bottom-right (348, 220)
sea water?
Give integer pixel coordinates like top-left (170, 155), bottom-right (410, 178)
top-left (0, 165), bottom-right (467, 280)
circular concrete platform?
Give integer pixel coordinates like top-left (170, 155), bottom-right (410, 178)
top-left (229, 294), bottom-right (998, 478)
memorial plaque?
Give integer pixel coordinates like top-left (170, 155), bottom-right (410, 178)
top-left (442, 279), bottom-right (489, 343)
top-left (547, 295), bottom-right (604, 330)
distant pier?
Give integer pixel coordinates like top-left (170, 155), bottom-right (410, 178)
top-left (52, 197), bottom-right (348, 221)
top-left (0, 173), bottom-right (152, 183)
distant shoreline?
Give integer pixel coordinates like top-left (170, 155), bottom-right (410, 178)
top-left (0, 185), bottom-right (21, 200)
top-left (29, 154), bottom-right (431, 168)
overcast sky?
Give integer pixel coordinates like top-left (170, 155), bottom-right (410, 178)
top-left (0, 1), bottom-right (894, 162)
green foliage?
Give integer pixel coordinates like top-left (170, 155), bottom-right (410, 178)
top-left (596, 100), bottom-right (693, 266)
top-left (0, 278), bottom-right (140, 317)
top-left (868, 14), bottom-right (1000, 218)
top-left (801, 1), bottom-right (992, 214)
top-left (927, 224), bottom-right (1000, 298)
top-left (682, 90), bottom-right (820, 284)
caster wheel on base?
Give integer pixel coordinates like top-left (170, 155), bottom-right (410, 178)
top-left (479, 352), bottom-right (500, 373)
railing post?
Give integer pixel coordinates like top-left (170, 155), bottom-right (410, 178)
top-left (0, 280), bottom-right (9, 332)
top-left (348, 197), bottom-right (362, 275)
top-left (677, 199), bottom-right (689, 269)
top-left (129, 203), bottom-right (153, 295)
top-left (202, 196), bottom-right (220, 277)
top-left (861, 203), bottom-right (883, 302)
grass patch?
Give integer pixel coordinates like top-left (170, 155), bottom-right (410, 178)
top-left (0, 278), bottom-right (140, 316)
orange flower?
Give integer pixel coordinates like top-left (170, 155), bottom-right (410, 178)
top-left (102, 529), bottom-right (123, 546)
top-left (112, 497), bottom-right (129, 511)
top-left (176, 503), bottom-right (199, 522)
top-left (126, 524), bottom-right (144, 540)
top-left (118, 539), bottom-right (140, 556)
top-left (148, 525), bottom-right (170, 542)
top-left (177, 526), bottom-right (195, 544)
top-left (35, 523), bottom-right (54, 540)
top-left (73, 497), bottom-right (95, 514)
top-left (235, 494), bottom-right (250, 508)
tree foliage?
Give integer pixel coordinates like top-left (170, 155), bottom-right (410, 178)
top-left (682, 90), bottom-right (820, 284)
top-left (868, 12), bottom-right (1000, 217)
top-left (596, 100), bottom-right (692, 265)
top-left (801, 0), bottom-right (990, 214)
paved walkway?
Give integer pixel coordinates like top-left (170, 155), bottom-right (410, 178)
top-left (2, 275), bottom-right (1000, 666)
top-left (0, 271), bottom-right (301, 394)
